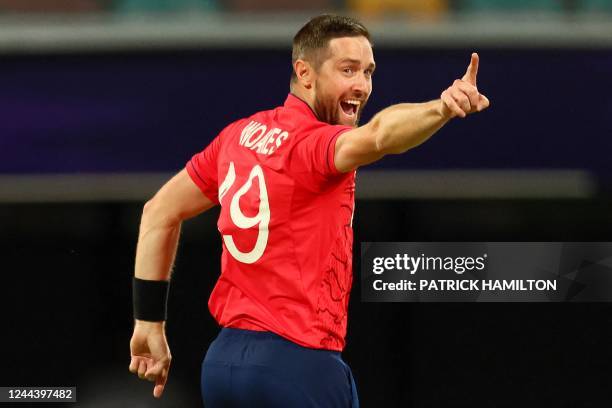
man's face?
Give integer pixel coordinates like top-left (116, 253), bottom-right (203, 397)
top-left (312, 36), bottom-right (375, 127)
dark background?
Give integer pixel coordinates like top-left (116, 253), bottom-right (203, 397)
top-left (2, 48), bottom-right (612, 178)
top-left (2, 45), bottom-right (612, 407)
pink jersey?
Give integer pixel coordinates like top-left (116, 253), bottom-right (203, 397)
top-left (186, 94), bottom-right (355, 351)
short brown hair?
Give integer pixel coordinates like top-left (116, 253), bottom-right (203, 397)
top-left (291, 14), bottom-right (371, 83)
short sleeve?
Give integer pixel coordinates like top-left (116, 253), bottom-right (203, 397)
top-left (288, 123), bottom-right (351, 189)
top-left (186, 135), bottom-right (221, 204)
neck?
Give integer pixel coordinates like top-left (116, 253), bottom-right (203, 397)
top-left (290, 84), bottom-right (316, 113)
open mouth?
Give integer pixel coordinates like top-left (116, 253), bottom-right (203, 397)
top-left (340, 99), bottom-right (360, 119)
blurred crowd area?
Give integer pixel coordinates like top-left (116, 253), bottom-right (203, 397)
top-left (0, 0), bottom-right (610, 16)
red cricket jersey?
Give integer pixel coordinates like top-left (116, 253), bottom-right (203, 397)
top-left (186, 94), bottom-right (355, 351)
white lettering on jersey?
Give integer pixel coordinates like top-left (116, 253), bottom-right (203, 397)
top-left (244, 124), bottom-right (267, 148)
top-left (218, 162), bottom-right (235, 202)
top-left (255, 128), bottom-right (280, 154)
top-left (272, 131), bottom-right (289, 154)
top-left (238, 120), bottom-right (288, 156)
top-left (220, 162), bottom-right (270, 264)
top-left (240, 121), bottom-right (260, 145)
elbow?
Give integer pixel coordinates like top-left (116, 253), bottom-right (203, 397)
top-left (141, 196), bottom-right (181, 229)
top-left (142, 198), bottom-right (155, 217)
top-left (142, 198), bottom-right (159, 222)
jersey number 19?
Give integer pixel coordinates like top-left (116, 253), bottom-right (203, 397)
top-left (219, 162), bottom-right (270, 264)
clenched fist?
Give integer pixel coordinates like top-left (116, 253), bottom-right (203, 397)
top-left (440, 53), bottom-right (490, 119)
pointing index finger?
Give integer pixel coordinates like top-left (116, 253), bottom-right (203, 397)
top-left (462, 52), bottom-right (479, 86)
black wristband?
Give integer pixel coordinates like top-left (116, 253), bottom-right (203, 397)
top-left (133, 277), bottom-right (170, 322)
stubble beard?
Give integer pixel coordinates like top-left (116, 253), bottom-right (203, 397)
top-left (313, 84), bottom-right (364, 127)
top-left (313, 88), bottom-right (339, 126)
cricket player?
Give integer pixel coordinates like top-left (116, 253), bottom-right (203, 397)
top-left (129, 14), bottom-right (489, 407)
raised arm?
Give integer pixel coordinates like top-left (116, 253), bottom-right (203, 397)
top-left (334, 53), bottom-right (490, 173)
top-left (129, 169), bottom-right (215, 398)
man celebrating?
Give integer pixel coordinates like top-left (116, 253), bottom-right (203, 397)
top-left (129, 14), bottom-right (489, 407)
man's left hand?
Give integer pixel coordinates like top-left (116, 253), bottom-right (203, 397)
top-left (440, 52), bottom-right (491, 119)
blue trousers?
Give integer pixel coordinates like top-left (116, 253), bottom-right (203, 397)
top-left (201, 328), bottom-right (359, 407)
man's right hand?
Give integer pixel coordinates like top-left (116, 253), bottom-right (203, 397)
top-left (129, 320), bottom-right (172, 398)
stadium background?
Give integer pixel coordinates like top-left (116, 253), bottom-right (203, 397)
top-left (1, 1), bottom-right (612, 406)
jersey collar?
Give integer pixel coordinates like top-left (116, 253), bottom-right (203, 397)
top-left (284, 93), bottom-right (319, 121)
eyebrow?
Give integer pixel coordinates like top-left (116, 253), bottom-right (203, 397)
top-left (339, 58), bottom-right (376, 70)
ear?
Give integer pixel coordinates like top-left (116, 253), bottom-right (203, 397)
top-left (294, 59), bottom-right (315, 89)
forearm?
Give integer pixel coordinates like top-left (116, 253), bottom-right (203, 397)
top-left (134, 200), bottom-right (182, 282)
top-left (373, 99), bottom-right (449, 155)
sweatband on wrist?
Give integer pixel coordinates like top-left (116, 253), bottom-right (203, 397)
top-left (133, 277), bottom-right (170, 322)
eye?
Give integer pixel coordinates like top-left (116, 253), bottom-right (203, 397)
top-left (365, 69), bottom-right (374, 77)
top-left (342, 67), bottom-right (354, 75)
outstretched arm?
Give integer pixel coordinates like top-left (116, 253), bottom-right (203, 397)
top-left (129, 169), bottom-right (215, 398)
top-left (334, 53), bottom-right (490, 172)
